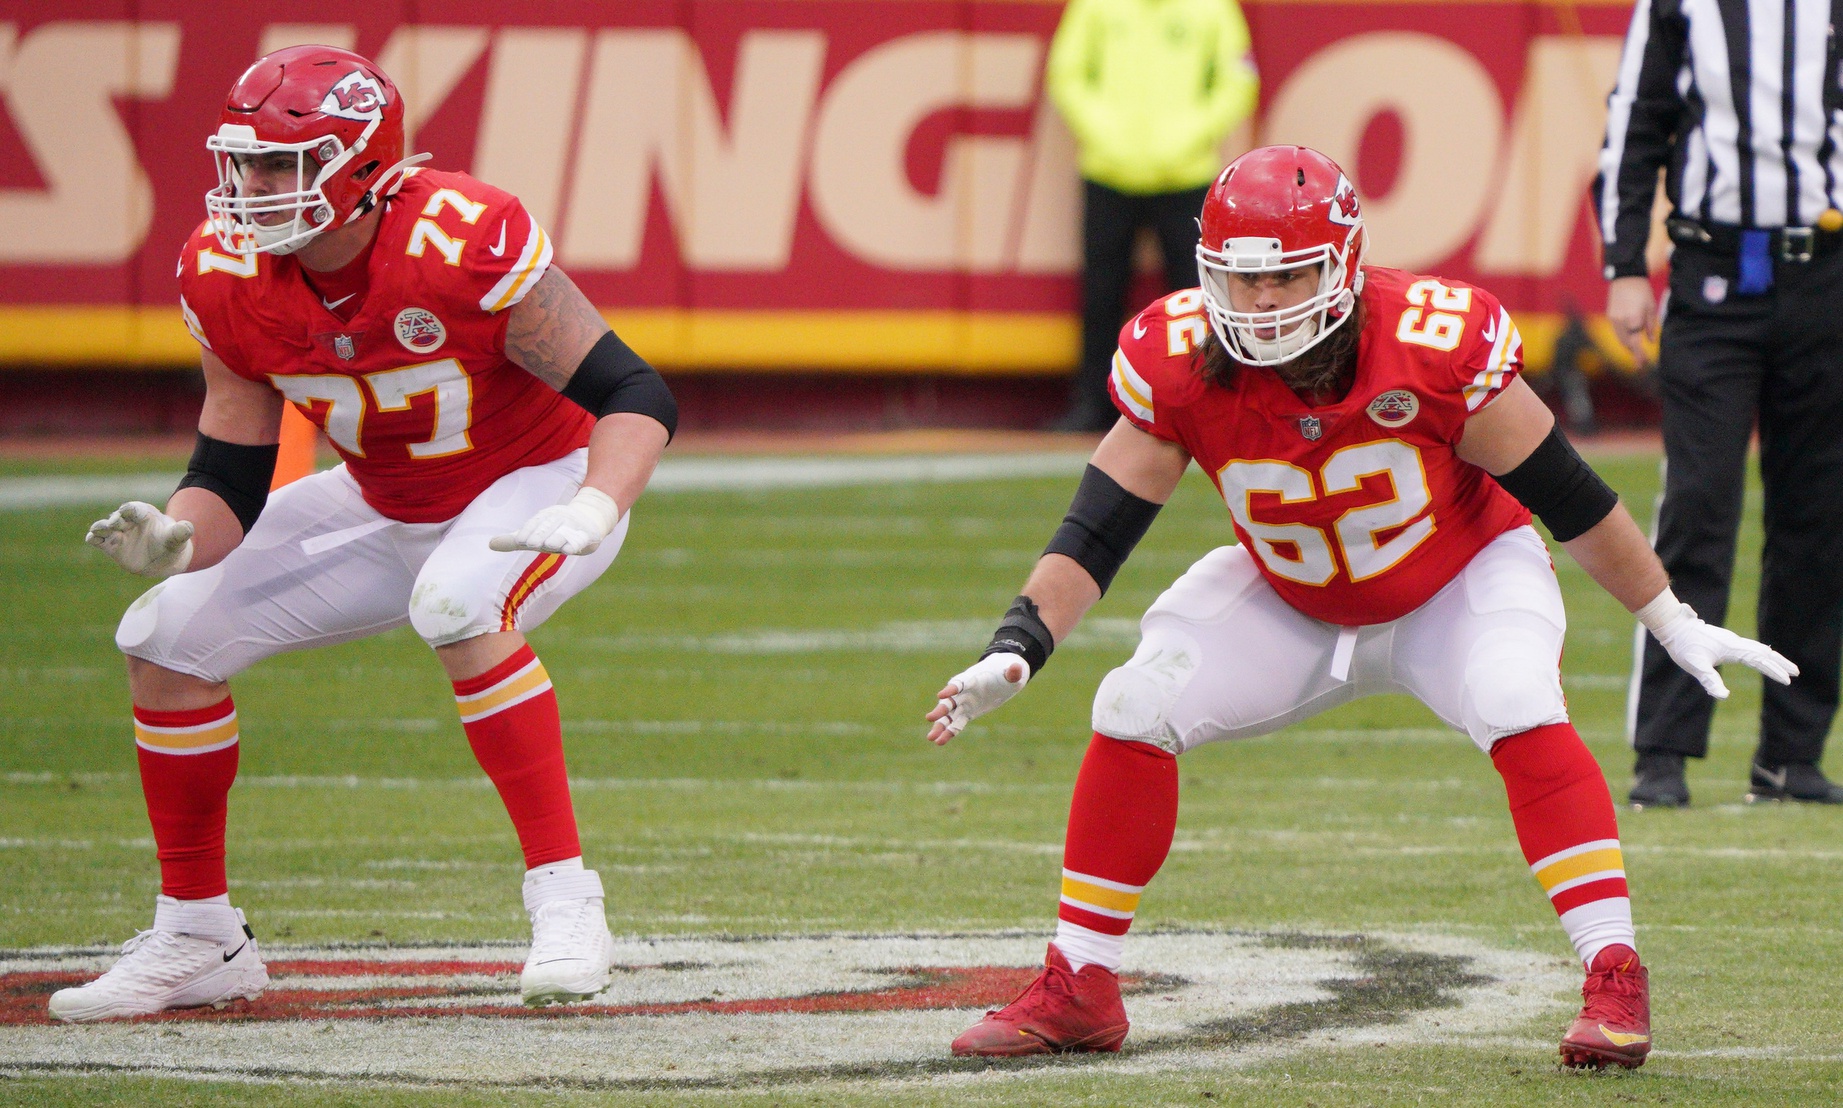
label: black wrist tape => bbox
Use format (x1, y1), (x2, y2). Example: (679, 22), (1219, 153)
(176, 432), (278, 535)
(1493, 423), (1619, 542)
(1043, 464), (1163, 594)
(561, 330), (679, 440)
(981, 595), (1054, 677)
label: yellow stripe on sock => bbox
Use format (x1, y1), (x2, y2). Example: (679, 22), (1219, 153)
(1060, 876), (1141, 914)
(134, 718), (238, 753)
(455, 661), (552, 719)
(1533, 847), (1625, 893)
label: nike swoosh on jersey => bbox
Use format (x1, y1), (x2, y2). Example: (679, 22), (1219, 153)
(1481, 318), (1499, 343)
(489, 222), (508, 257)
(321, 293), (355, 311)
(1132, 319), (1148, 339)
(1599, 1026), (1650, 1047)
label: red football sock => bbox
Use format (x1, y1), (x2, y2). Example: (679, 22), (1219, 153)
(134, 697), (241, 900)
(1491, 722), (1636, 963)
(1057, 733), (1179, 938)
(452, 645), (580, 868)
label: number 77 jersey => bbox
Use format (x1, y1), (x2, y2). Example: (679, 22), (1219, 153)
(1109, 266), (1534, 626)
(176, 168), (593, 524)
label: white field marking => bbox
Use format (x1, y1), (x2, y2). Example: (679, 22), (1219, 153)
(1, 772), (1063, 796)
(1, 453), (1092, 512)
(576, 617), (1142, 655)
(0, 930), (1571, 1089)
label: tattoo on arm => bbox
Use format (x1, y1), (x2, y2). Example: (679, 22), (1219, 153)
(503, 267), (609, 391)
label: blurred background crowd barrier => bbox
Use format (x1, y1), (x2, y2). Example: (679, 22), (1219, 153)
(0, 1), (1658, 434)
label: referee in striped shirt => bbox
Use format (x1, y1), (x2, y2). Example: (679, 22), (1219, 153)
(1595, 0), (1843, 807)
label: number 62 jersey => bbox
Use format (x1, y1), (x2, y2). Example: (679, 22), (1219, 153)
(1108, 266), (1534, 627)
(177, 167), (594, 524)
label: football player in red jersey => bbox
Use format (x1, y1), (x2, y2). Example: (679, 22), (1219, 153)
(928, 146), (1797, 1069)
(59, 46), (677, 1021)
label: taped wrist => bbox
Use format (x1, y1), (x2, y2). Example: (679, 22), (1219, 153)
(561, 331), (679, 440)
(1492, 424), (1619, 542)
(175, 432), (278, 534)
(980, 595), (1054, 677)
(1043, 464), (1163, 594)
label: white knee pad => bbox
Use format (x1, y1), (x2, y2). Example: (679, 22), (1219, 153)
(407, 574), (490, 648)
(1091, 632), (1201, 754)
(1461, 626), (1568, 748)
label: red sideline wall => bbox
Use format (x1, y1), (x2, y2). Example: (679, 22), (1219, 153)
(0, 1), (1657, 430)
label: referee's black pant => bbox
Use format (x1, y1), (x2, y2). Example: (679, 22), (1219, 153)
(1065, 180), (1211, 427)
(1632, 239), (1843, 768)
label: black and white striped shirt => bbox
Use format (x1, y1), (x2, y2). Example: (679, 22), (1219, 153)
(1595, 0), (1843, 277)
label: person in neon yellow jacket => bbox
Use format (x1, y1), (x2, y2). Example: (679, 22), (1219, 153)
(1046, 0), (1259, 431)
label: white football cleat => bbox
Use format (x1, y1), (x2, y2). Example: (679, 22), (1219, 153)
(520, 866), (615, 1006)
(49, 897), (268, 1022)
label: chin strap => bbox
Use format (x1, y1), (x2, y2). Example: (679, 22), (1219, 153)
(348, 152), (433, 224)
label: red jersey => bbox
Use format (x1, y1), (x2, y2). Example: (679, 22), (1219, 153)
(1108, 267), (1532, 625)
(178, 168), (594, 523)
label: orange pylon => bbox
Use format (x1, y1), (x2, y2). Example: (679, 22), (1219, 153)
(271, 404), (320, 490)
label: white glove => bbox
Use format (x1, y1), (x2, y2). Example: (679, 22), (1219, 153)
(85, 501), (194, 577)
(1639, 587), (1798, 699)
(926, 652), (1029, 745)
(489, 487), (620, 556)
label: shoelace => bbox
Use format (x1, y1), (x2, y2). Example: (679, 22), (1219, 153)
(986, 961), (1077, 1018)
(528, 899), (602, 962)
(1581, 962), (1646, 1026)
(89, 930), (214, 991)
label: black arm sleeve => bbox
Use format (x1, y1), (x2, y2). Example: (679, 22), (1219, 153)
(1592, 0), (1688, 277)
(560, 330), (679, 441)
(1492, 423), (1620, 542)
(1042, 464), (1164, 594)
(175, 432), (279, 535)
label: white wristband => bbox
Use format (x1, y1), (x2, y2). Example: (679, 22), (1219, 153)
(1634, 586), (1685, 633)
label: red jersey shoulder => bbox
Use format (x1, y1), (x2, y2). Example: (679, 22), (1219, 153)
(177, 220), (270, 376)
(1359, 266), (1522, 413)
(385, 169), (554, 315)
(1108, 288), (1211, 437)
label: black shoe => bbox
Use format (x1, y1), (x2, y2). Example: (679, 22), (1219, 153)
(1744, 762), (1843, 804)
(1629, 753), (1689, 809)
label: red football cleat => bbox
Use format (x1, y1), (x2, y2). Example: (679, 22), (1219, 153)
(951, 944), (1130, 1057)
(1560, 944), (1651, 1069)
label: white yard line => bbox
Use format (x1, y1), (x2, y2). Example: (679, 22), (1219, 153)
(0, 453), (1093, 511)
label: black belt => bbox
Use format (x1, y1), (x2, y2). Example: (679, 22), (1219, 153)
(1666, 218), (1841, 263)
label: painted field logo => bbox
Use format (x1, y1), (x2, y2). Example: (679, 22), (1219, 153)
(394, 307), (446, 353)
(0, 931), (1569, 1090)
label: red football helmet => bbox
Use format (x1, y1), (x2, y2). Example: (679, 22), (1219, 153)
(1195, 145), (1367, 366)
(205, 45), (425, 255)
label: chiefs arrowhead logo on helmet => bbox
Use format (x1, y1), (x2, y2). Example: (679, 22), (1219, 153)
(320, 71), (388, 123)
(1328, 174), (1361, 227)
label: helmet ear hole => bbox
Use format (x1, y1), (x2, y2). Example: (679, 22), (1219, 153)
(352, 160), (380, 182)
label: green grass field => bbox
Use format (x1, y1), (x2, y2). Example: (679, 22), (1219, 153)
(1, 446), (1839, 1106)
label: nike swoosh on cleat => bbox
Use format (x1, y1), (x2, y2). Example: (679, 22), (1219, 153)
(1600, 1026), (1650, 1047)
(489, 222), (508, 257)
(222, 941), (247, 963)
(1756, 765), (1788, 790)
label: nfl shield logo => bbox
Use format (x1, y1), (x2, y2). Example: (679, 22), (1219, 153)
(1298, 415), (1322, 441)
(333, 334), (356, 361)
